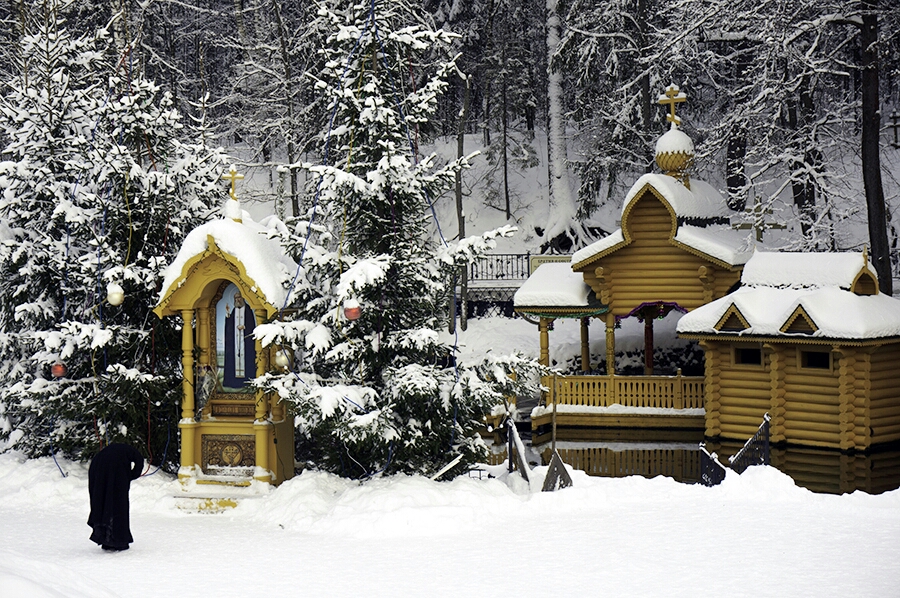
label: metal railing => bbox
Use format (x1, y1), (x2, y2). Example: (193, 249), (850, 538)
(729, 413), (771, 474)
(468, 253), (531, 282)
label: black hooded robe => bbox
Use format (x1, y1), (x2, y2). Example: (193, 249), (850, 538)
(87, 443), (144, 550)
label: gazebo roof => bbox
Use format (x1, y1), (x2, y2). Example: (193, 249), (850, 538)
(513, 262), (607, 318)
(154, 214), (297, 317)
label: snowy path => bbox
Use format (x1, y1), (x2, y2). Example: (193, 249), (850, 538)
(1, 453), (898, 597)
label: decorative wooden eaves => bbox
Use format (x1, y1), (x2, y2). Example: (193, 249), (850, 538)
(851, 268), (878, 296)
(780, 305), (818, 335)
(153, 235), (277, 319)
(714, 304), (750, 332)
(571, 182), (738, 272)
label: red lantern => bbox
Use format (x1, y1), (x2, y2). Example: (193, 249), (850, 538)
(51, 362), (68, 378)
(343, 299), (361, 321)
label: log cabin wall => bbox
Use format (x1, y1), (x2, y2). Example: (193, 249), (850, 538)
(870, 344), (900, 445)
(783, 345), (841, 449)
(716, 343), (771, 441)
(578, 191), (741, 315)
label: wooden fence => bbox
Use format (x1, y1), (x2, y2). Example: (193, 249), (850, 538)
(545, 373), (705, 410)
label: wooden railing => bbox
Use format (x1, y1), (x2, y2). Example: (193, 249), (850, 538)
(544, 373), (705, 410)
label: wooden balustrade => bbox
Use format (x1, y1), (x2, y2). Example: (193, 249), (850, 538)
(545, 373), (705, 410)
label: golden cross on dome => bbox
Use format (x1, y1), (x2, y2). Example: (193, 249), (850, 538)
(658, 84), (687, 126)
(222, 165), (244, 200)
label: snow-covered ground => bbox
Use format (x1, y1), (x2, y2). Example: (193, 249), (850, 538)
(2, 316), (899, 597)
(1, 450), (898, 597)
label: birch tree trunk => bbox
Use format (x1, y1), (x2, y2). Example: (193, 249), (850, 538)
(545, 0), (576, 243)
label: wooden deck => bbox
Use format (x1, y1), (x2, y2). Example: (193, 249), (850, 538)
(531, 373), (706, 432)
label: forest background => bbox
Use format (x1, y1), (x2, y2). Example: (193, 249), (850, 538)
(3, 0), (898, 266)
(1, 0), (900, 474)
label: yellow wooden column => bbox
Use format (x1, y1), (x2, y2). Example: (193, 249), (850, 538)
(765, 344), (787, 444)
(179, 309), (199, 479)
(539, 317), (550, 366)
(700, 340), (721, 438)
(605, 312), (616, 375)
(253, 308), (271, 482)
(580, 317), (591, 372)
(197, 307), (211, 367)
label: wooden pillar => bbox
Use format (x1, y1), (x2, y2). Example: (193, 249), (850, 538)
(197, 307), (211, 367)
(580, 317), (591, 372)
(179, 309), (198, 478)
(700, 340), (721, 438)
(836, 346), (871, 451)
(605, 313), (616, 375)
(643, 317), (654, 375)
(539, 317), (550, 366)
(765, 344), (787, 444)
(253, 308), (271, 482)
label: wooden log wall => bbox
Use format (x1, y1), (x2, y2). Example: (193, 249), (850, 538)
(577, 193), (741, 315)
(702, 341), (723, 438)
(782, 347), (841, 449)
(717, 344), (771, 441)
(869, 344), (900, 444)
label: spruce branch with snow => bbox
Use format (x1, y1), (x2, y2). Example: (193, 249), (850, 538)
(254, 0), (542, 478)
(0, 6), (225, 461)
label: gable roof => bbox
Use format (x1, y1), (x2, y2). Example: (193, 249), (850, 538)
(678, 251), (900, 340)
(571, 174), (750, 270)
(155, 215), (297, 316)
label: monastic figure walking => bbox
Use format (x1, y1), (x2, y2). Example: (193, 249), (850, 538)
(87, 443), (144, 551)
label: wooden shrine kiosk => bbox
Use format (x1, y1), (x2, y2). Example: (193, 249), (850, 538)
(153, 168), (296, 487)
(678, 251), (900, 451)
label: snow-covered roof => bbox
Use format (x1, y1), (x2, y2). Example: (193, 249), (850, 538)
(674, 225), (753, 267)
(677, 251), (898, 340)
(158, 214), (297, 309)
(741, 251), (873, 289)
(655, 127), (694, 156)
(622, 173), (730, 221)
(513, 262), (597, 309)
(571, 174), (746, 268)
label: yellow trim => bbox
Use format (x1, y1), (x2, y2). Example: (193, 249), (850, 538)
(851, 269), (879, 296)
(154, 236), (277, 319)
(780, 305), (818, 334)
(714, 304), (750, 332)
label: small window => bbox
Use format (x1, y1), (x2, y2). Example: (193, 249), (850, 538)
(801, 350), (831, 369)
(734, 347), (762, 366)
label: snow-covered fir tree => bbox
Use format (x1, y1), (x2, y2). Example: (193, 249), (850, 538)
(255, 0), (542, 478)
(0, 7), (225, 462)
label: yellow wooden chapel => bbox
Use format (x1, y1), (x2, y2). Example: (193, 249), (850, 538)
(153, 168), (294, 489)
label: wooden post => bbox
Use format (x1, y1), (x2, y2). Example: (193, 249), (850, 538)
(539, 317), (550, 366)
(253, 308), (271, 482)
(644, 316), (654, 375)
(551, 374), (558, 454)
(580, 317), (591, 372)
(605, 313), (616, 375)
(179, 309), (198, 478)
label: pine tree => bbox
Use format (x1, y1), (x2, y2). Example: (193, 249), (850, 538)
(255, 0), (542, 478)
(0, 6), (225, 463)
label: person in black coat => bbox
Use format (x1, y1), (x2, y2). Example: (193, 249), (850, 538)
(87, 443), (144, 551)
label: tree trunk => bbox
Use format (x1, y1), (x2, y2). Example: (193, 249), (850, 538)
(726, 129), (747, 211)
(272, 0), (299, 217)
(454, 76), (471, 333)
(860, 0), (892, 294)
(545, 0), (575, 240)
(501, 47), (511, 221)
